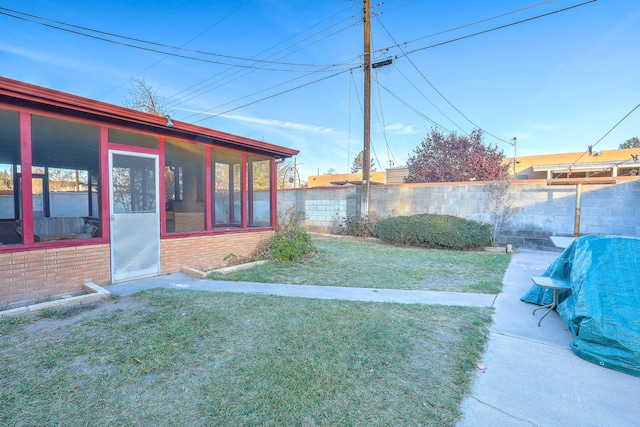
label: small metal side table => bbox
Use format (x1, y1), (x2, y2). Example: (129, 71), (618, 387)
(531, 276), (572, 327)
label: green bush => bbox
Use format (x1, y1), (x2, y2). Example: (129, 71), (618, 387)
(254, 228), (316, 262)
(251, 208), (316, 262)
(334, 214), (379, 237)
(376, 214), (490, 250)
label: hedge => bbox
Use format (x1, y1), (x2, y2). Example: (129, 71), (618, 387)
(376, 214), (490, 250)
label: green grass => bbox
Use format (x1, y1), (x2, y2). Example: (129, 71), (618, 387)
(0, 289), (492, 426)
(210, 237), (511, 293)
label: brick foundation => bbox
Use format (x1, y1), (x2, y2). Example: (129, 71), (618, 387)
(160, 231), (273, 273)
(0, 231), (273, 307)
(0, 244), (110, 307)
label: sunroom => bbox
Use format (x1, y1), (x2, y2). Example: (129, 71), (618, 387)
(0, 76), (297, 306)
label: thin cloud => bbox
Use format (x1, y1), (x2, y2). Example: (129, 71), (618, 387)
(220, 113), (335, 133)
(385, 123), (418, 135)
(0, 43), (98, 73)
(534, 124), (556, 132)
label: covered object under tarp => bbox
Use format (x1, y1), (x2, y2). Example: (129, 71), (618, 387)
(522, 235), (640, 377)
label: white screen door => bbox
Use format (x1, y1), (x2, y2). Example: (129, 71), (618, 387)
(109, 151), (160, 283)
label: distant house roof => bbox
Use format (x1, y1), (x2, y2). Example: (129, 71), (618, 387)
(0, 76), (298, 159)
(531, 161), (637, 172)
(329, 180), (385, 186)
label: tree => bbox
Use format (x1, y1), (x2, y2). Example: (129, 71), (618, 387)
(486, 170), (519, 247)
(352, 150), (376, 172)
(324, 168), (337, 175)
(124, 77), (170, 117)
(619, 137), (640, 149)
(404, 128), (508, 183)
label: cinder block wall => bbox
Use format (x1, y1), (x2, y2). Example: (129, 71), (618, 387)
(279, 179), (640, 250)
(0, 244), (110, 307)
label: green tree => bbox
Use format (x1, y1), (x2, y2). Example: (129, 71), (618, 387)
(352, 150), (376, 172)
(405, 128), (508, 183)
(619, 137), (640, 149)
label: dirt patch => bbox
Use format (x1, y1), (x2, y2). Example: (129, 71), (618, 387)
(22, 296), (146, 337)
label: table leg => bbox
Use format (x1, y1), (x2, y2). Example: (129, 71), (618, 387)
(532, 289), (560, 327)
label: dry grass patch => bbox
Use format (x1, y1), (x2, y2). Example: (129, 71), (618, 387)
(211, 237), (510, 293)
(1, 289), (492, 426)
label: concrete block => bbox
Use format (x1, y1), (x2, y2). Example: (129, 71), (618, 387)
(0, 306), (27, 317)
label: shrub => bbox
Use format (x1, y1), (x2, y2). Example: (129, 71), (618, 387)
(334, 214), (380, 237)
(376, 214), (490, 250)
(251, 208), (316, 262)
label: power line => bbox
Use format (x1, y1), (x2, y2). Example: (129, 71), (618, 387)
(179, 62), (351, 122)
(550, 102), (640, 181)
(375, 12), (520, 145)
(396, 1), (598, 58)
(189, 69), (351, 125)
(166, 13), (361, 109)
(0, 6), (348, 71)
(96, 1), (250, 100)
(372, 75), (452, 133)
(375, 0), (556, 55)
(372, 68), (398, 168)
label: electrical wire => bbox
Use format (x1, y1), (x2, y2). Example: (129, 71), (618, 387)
(373, 75), (452, 133)
(375, 0), (556, 54)
(166, 15), (361, 109)
(373, 68), (398, 168)
(96, 1), (250, 100)
(392, 63), (468, 135)
(549, 102), (640, 182)
(395, 1), (597, 59)
(375, 13), (512, 144)
(349, 66), (381, 171)
(189, 68), (352, 124)
(0, 6), (348, 71)
(179, 62), (352, 122)
(347, 70), (354, 173)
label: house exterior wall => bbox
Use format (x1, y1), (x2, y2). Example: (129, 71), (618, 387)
(0, 244), (110, 307)
(0, 77), (297, 308)
(279, 178), (640, 250)
(0, 231), (273, 307)
(160, 231), (273, 273)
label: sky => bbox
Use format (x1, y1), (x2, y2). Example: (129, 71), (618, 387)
(1, 0), (639, 181)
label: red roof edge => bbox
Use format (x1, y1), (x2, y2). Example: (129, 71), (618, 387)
(0, 76), (299, 158)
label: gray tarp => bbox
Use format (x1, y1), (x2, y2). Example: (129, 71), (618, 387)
(522, 235), (640, 377)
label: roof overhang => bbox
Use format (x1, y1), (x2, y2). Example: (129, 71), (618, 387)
(532, 161), (636, 173)
(0, 76), (299, 159)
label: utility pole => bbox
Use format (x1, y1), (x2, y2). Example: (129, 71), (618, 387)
(362, 0), (371, 217)
(512, 137), (517, 177)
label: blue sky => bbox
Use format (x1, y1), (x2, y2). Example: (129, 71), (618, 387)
(1, 0), (639, 180)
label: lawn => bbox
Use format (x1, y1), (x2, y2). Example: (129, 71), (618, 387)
(210, 237), (511, 293)
(1, 290), (492, 426)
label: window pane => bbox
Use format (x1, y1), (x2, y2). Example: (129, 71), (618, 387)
(249, 156), (271, 227)
(112, 154), (156, 213)
(109, 128), (158, 149)
(0, 108), (20, 245)
(165, 139), (205, 232)
(211, 149), (242, 227)
(31, 115), (100, 242)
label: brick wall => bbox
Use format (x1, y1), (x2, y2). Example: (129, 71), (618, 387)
(0, 244), (110, 307)
(160, 230), (273, 273)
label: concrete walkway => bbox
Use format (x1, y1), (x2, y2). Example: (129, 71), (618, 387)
(457, 250), (640, 427)
(105, 250), (640, 426)
(105, 273), (496, 307)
